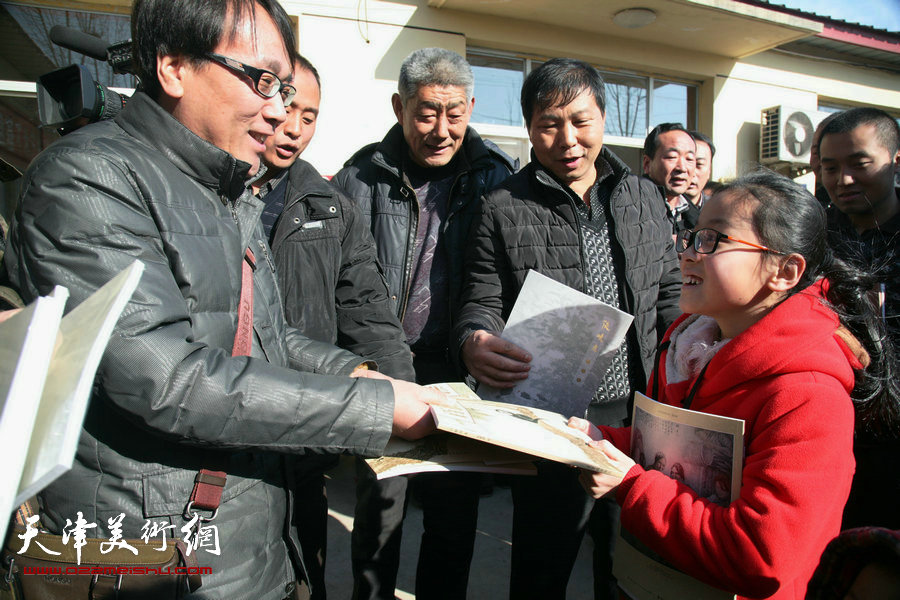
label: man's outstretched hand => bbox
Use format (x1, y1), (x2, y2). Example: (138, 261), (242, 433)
(351, 369), (444, 440)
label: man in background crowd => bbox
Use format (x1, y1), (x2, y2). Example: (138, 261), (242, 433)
(809, 112), (839, 207)
(818, 106), (900, 533)
(642, 122), (698, 236)
(685, 130), (715, 209)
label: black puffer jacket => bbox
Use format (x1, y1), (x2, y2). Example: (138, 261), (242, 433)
(270, 159), (415, 381)
(455, 147), (681, 419)
(332, 124), (516, 333)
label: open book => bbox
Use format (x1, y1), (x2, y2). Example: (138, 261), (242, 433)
(366, 433), (538, 480)
(0, 261), (144, 543)
(367, 382), (625, 479)
(613, 392), (744, 600)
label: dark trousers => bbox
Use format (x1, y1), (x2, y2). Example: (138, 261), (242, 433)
(292, 455), (340, 600)
(352, 351), (482, 599)
(351, 462), (482, 599)
(588, 496), (620, 600)
(509, 461), (594, 600)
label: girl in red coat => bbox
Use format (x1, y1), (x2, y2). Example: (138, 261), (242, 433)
(569, 170), (897, 600)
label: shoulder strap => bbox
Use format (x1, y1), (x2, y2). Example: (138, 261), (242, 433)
(650, 340), (670, 401)
(187, 247), (256, 520)
(682, 360), (710, 410)
(231, 249), (256, 357)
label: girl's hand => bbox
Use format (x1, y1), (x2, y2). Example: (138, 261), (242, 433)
(578, 439), (636, 499)
(567, 416), (603, 441)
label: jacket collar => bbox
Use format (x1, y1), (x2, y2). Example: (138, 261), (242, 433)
(370, 123), (500, 182)
(114, 92), (253, 202)
(826, 188), (900, 236)
(529, 146), (631, 201)
(286, 158), (334, 202)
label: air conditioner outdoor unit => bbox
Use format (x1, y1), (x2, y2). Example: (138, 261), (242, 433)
(760, 105), (831, 165)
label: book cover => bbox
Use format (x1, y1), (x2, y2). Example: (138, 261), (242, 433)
(476, 270), (633, 418)
(0, 261), (144, 544)
(613, 392), (744, 600)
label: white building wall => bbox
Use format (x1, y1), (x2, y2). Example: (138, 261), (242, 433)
(279, 0), (900, 179)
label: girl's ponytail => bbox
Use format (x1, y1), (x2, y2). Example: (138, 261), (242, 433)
(720, 169), (899, 440)
(818, 247), (900, 439)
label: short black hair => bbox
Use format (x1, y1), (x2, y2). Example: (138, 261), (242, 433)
(689, 130), (716, 158)
(521, 58), (606, 128)
(294, 51), (320, 90)
(643, 123), (691, 159)
(133, 0), (296, 100)
(818, 107), (900, 156)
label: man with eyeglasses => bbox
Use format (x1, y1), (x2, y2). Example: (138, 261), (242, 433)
(4, 1), (441, 598)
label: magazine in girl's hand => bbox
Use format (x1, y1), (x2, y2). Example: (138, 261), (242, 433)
(614, 392), (745, 600)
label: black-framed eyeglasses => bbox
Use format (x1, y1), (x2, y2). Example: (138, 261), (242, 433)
(206, 53), (296, 107)
(676, 227), (785, 255)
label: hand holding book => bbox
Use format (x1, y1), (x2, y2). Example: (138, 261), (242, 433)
(568, 416), (635, 498)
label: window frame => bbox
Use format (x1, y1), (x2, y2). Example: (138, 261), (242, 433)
(466, 46), (699, 152)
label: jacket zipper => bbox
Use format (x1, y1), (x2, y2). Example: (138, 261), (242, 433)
(256, 239), (277, 273)
(398, 184), (417, 321)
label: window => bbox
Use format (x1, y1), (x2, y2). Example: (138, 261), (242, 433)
(467, 48), (698, 171)
(650, 79), (694, 129)
(469, 53), (525, 127)
(604, 73), (647, 138)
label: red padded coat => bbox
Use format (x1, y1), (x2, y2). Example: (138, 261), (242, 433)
(600, 280), (859, 599)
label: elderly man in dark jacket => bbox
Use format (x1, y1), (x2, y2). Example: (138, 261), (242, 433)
(3, 2), (438, 598)
(455, 58), (680, 600)
(332, 48), (515, 600)
(251, 52), (415, 600)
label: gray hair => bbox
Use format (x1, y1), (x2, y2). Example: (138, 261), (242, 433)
(397, 48), (474, 102)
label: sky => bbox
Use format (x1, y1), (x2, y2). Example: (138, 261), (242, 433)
(774, 0), (900, 33)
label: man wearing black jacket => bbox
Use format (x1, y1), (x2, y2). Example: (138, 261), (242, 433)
(642, 122), (698, 238)
(251, 53), (415, 599)
(455, 58), (680, 599)
(332, 48), (516, 600)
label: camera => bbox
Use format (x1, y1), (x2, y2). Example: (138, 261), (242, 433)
(36, 28), (136, 135)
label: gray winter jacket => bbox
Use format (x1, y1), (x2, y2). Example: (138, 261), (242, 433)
(4, 92), (394, 600)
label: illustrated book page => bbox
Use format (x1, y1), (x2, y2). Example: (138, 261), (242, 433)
(476, 270), (633, 418)
(365, 433), (537, 479)
(426, 382), (624, 476)
(614, 392), (745, 600)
